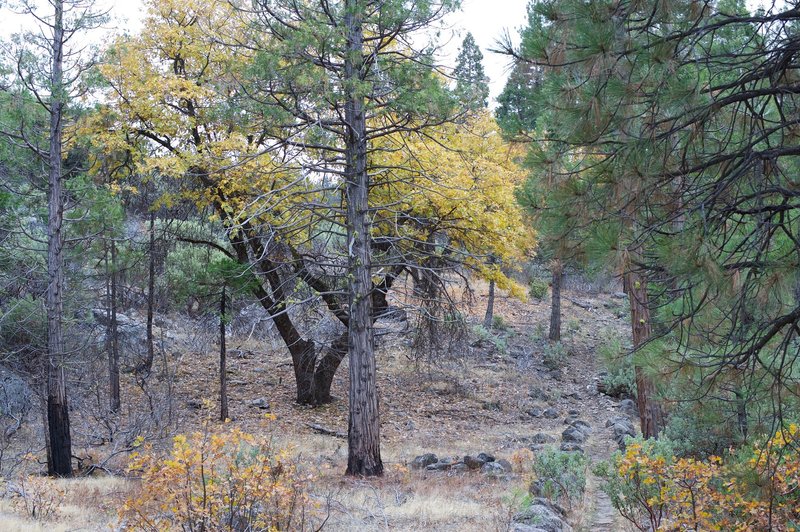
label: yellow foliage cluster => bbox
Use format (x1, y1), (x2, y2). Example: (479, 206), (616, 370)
(372, 113), (535, 293)
(120, 425), (313, 531)
(611, 426), (800, 531)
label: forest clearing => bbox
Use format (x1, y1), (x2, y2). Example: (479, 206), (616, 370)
(0, 0), (798, 530)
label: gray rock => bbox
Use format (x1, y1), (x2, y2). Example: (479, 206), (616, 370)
(559, 442), (584, 453)
(528, 387), (551, 401)
(543, 408), (559, 419)
(450, 462), (469, 473)
(513, 498), (573, 532)
(411, 453), (438, 470)
(497, 458), (513, 473)
(426, 461), (453, 471)
(531, 433), (556, 444)
(569, 420), (592, 434)
(247, 397), (270, 410)
(567, 409), (580, 416)
(527, 406), (544, 418)
(477, 452), (495, 463)
(481, 461), (508, 476)
(561, 426), (588, 444)
(619, 398), (638, 417)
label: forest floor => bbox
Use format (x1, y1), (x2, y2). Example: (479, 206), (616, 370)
(0, 280), (636, 531)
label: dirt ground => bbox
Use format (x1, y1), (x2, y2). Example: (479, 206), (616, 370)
(0, 280), (635, 531)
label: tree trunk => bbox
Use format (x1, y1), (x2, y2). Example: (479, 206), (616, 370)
(45, 0), (72, 477)
(483, 279), (495, 329)
(219, 286), (228, 421)
(143, 209), (156, 375)
(108, 238), (120, 412)
(344, 1), (382, 477)
(624, 269), (665, 439)
(549, 259), (563, 342)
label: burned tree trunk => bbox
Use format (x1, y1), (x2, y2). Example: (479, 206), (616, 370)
(549, 259), (563, 342)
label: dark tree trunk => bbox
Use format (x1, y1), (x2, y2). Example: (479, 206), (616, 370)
(143, 209), (156, 375)
(344, 1), (382, 477)
(624, 269), (666, 439)
(483, 279), (495, 329)
(219, 286), (228, 421)
(108, 238), (120, 413)
(549, 260), (563, 342)
(45, 0), (72, 477)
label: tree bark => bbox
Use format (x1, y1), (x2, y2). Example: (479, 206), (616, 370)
(143, 209), (156, 375)
(624, 269), (666, 439)
(483, 279), (495, 329)
(45, 0), (72, 477)
(108, 238), (120, 412)
(344, 0), (382, 477)
(549, 259), (563, 342)
(219, 286), (228, 421)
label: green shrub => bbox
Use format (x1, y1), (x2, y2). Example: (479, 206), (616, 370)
(598, 330), (635, 398)
(531, 448), (587, 507)
(542, 341), (568, 370)
(492, 314), (509, 331)
(472, 324), (508, 354)
(528, 278), (549, 300)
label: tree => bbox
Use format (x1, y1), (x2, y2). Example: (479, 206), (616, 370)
(2, 0), (106, 476)
(454, 32), (490, 111)
(508, 0), (800, 440)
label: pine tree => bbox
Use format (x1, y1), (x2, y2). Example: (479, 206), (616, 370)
(454, 32), (490, 110)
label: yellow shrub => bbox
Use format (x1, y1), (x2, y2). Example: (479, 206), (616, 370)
(605, 426), (800, 531)
(119, 425), (313, 531)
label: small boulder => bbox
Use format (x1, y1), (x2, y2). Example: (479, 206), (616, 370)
(531, 433), (556, 444)
(477, 452), (496, 463)
(426, 461), (453, 471)
(513, 498), (573, 532)
(527, 406), (544, 418)
(247, 397), (270, 410)
(543, 407), (560, 419)
(528, 387), (551, 401)
(619, 398), (638, 417)
(562, 426), (588, 444)
(559, 442), (584, 453)
(410, 453), (438, 470)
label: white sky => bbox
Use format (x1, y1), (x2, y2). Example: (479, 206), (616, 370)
(2, 0), (530, 104)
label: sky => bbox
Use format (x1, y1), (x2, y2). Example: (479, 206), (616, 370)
(2, 0), (531, 104)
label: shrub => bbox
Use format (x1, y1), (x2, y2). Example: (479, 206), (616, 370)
(530, 448), (587, 508)
(472, 324), (508, 354)
(491, 314), (509, 331)
(528, 278), (549, 300)
(597, 428), (800, 531)
(4, 472), (66, 521)
(120, 425), (314, 531)
(542, 341), (568, 370)
(597, 330), (635, 398)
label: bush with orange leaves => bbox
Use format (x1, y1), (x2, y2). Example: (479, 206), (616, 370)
(596, 425), (800, 531)
(119, 423), (318, 531)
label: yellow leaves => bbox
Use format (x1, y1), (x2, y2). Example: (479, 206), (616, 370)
(121, 423), (312, 530)
(613, 429), (800, 531)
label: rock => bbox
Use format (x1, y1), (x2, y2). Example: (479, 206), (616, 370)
(410, 453), (438, 470)
(528, 387), (551, 401)
(559, 442), (584, 453)
(563, 392), (581, 400)
(247, 397), (270, 409)
(611, 418), (636, 449)
(450, 462), (469, 473)
(567, 409), (580, 416)
(426, 461), (453, 471)
(569, 420), (592, 434)
(463, 455), (485, 470)
(562, 426), (588, 444)
(513, 498), (573, 532)
(477, 452), (495, 463)
(619, 398), (638, 417)
(497, 459), (513, 473)
(481, 461), (508, 476)
(529, 444), (549, 453)
(543, 408), (559, 419)
(531, 433), (556, 444)
(612, 292), (627, 299)
(547, 369), (563, 381)
(527, 406), (544, 418)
